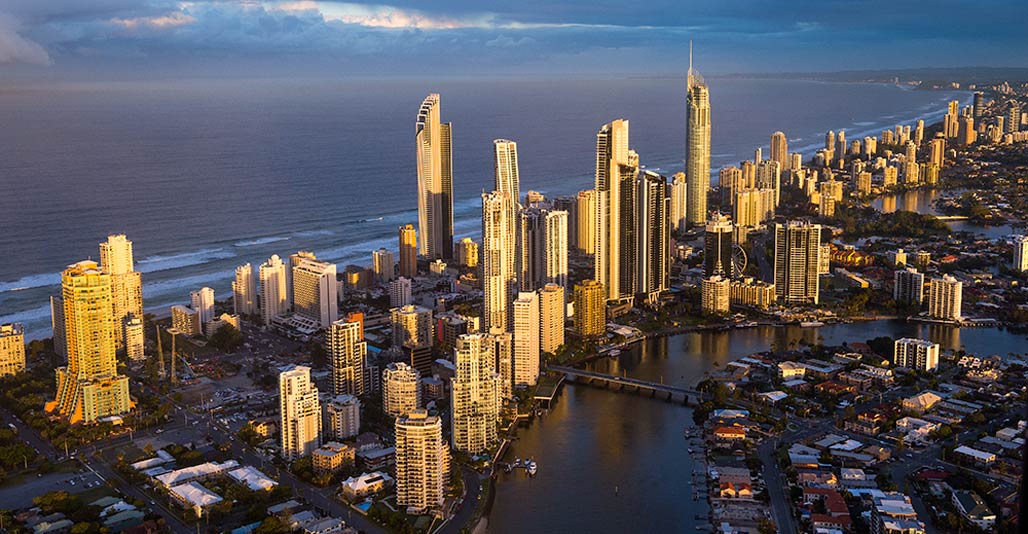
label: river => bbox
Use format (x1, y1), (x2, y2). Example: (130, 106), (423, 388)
(871, 188), (1017, 239)
(483, 320), (1028, 533)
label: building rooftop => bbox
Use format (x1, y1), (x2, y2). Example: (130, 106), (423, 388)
(169, 482), (223, 508)
(227, 466), (277, 491)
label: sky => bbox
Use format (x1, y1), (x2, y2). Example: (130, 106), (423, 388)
(1, 0), (1027, 80)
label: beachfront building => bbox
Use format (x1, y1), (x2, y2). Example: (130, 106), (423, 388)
(46, 261), (132, 424)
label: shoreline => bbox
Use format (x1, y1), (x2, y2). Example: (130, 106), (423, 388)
(3, 83), (971, 340)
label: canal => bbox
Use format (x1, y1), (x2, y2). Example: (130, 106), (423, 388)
(483, 320), (1028, 533)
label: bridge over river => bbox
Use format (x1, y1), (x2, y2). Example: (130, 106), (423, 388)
(547, 365), (707, 406)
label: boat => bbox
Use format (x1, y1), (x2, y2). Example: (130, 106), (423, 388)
(799, 321), (825, 328)
(688, 448), (694, 453)
(526, 460), (537, 476)
(608, 349), (621, 358)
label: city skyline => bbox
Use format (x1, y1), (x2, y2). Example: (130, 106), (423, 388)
(0, 14), (1026, 532)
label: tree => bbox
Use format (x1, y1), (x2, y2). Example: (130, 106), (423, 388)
(33, 491), (81, 514)
(255, 515), (288, 534)
(208, 324), (244, 352)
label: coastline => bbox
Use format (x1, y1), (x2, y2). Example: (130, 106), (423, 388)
(5, 81), (972, 341)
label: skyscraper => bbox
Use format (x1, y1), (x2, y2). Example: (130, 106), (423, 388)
(575, 190), (596, 254)
(973, 92), (984, 120)
(328, 319), (366, 397)
(927, 275), (962, 320)
(323, 394), (360, 441)
(481, 191), (515, 332)
(704, 212), (734, 278)
(519, 207), (569, 291)
(383, 362), (421, 418)
(399, 224), (418, 278)
(1013, 235), (1028, 272)
(232, 263), (257, 316)
(894, 267), (925, 306)
(669, 172), (688, 233)
(594, 119), (630, 302)
(372, 248), (395, 283)
(292, 258), (339, 328)
(124, 316), (144, 361)
(685, 43), (711, 227)
(190, 287), (214, 334)
(415, 94), (453, 260)
(1008, 103), (1021, 133)
(455, 237), (478, 268)
(718, 166), (742, 206)
(636, 170), (670, 304)
(770, 131), (789, 171)
(389, 277), (412, 308)
(279, 366), (321, 460)
(538, 284), (565, 354)
(773, 221), (822, 305)
(512, 292), (540, 387)
(391, 305), (434, 350)
(259, 254), (288, 326)
(451, 334), (500, 454)
(493, 139), (521, 249)
(573, 280), (605, 337)
(99, 234), (143, 353)
(46, 261), (132, 424)
(488, 328), (514, 400)
(395, 409), (446, 511)
(616, 151), (641, 300)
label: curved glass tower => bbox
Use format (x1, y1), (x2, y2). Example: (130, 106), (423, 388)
(685, 43), (711, 228)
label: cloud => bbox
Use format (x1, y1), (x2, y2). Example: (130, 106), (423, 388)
(320, 3), (489, 30)
(110, 11), (196, 31)
(0, 13), (51, 65)
(486, 35), (534, 48)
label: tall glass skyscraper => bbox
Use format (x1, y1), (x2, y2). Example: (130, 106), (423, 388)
(416, 94), (454, 260)
(685, 43), (711, 228)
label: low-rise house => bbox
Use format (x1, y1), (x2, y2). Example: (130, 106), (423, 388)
(797, 469), (838, 487)
(951, 490), (995, 530)
(341, 471), (394, 501)
(713, 426), (747, 441)
(846, 410), (887, 436)
(718, 482), (753, 499)
(895, 416), (939, 444)
(901, 392), (942, 415)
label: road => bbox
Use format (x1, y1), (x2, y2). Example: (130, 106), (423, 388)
(0, 406), (193, 533)
(437, 467), (484, 534)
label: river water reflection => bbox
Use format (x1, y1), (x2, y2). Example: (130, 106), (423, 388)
(871, 189), (1016, 239)
(484, 320), (1027, 533)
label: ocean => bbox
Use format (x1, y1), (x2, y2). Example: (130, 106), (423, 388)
(0, 77), (968, 338)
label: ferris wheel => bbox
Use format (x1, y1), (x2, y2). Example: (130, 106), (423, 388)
(732, 244), (748, 275)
